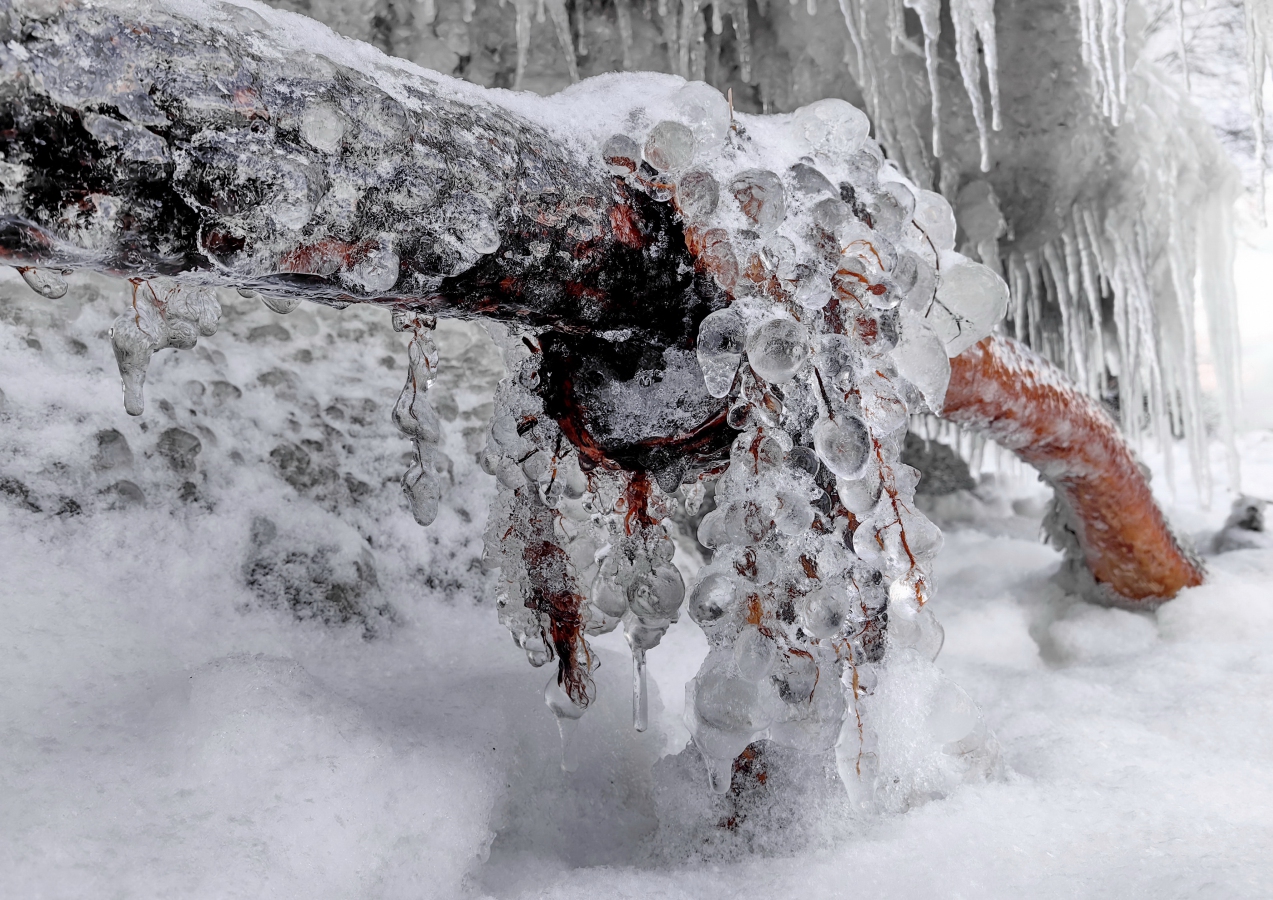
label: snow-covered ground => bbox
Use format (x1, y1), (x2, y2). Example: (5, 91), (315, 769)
(2, 266), (1271, 899)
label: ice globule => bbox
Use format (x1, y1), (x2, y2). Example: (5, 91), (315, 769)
(17, 267), (69, 300)
(109, 279), (221, 416)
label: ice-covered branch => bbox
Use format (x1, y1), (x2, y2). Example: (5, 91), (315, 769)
(945, 335), (1205, 605)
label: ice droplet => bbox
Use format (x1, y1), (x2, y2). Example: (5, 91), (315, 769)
(675, 169), (719, 221)
(928, 254), (1009, 356)
(17, 267), (68, 299)
(688, 572), (737, 624)
(696, 308), (745, 397)
(733, 627), (777, 680)
(627, 562), (686, 619)
(672, 81), (731, 149)
(260, 293), (302, 315)
(644, 120), (697, 172)
(892, 310), (951, 413)
(300, 100), (346, 153)
(601, 134), (641, 175)
(792, 98), (869, 161)
(730, 169), (786, 233)
(812, 415), (871, 479)
(746, 317), (810, 383)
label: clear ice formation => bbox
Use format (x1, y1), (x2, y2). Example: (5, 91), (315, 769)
(0, 0), (1236, 810)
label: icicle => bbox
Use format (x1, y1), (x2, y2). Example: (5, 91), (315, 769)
(574, 0), (588, 57)
(729, 0), (752, 83)
(1173, 0), (1189, 91)
(391, 310), (444, 526)
(614, 0), (634, 70)
(631, 647), (648, 731)
(512, 0), (533, 90)
(419, 0), (437, 26)
(544, 0), (580, 83)
(462, 0), (476, 23)
(1246, 0), (1268, 221)
(677, 0), (700, 80)
(807, 0), (817, 16)
(947, 0), (999, 171)
(905, 0), (943, 157)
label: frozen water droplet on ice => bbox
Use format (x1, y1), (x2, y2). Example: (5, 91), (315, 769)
(929, 254), (1009, 356)
(760, 235), (797, 279)
(795, 272), (832, 310)
(730, 169), (785, 233)
(343, 245), (400, 294)
(18, 267), (68, 299)
(793, 98), (869, 161)
(914, 189), (956, 252)
(789, 162), (836, 196)
(628, 562), (686, 619)
(746, 318), (810, 384)
(403, 454), (442, 525)
(260, 293), (302, 315)
(601, 134), (641, 175)
(675, 169), (719, 221)
(591, 568), (630, 618)
(892, 310), (950, 413)
(812, 197), (851, 235)
(688, 572), (737, 625)
(695, 670), (765, 732)
(300, 101), (346, 153)
(696, 308), (745, 398)
(812, 415), (871, 479)
(733, 627), (777, 680)
(672, 81), (731, 149)
(643, 120), (696, 172)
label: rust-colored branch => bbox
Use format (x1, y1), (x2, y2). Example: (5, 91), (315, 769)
(944, 335), (1204, 604)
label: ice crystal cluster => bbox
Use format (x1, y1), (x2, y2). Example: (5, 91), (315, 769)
(468, 84), (1005, 798)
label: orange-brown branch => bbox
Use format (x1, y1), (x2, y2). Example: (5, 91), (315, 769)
(944, 335), (1204, 604)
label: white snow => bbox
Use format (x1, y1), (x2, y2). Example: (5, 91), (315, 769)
(2, 263), (1272, 896)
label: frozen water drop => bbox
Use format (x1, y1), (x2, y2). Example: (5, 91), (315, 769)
(628, 562), (686, 620)
(300, 100), (346, 153)
(746, 318), (810, 384)
(675, 169), (719, 221)
(644, 120), (696, 172)
(892, 310), (950, 413)
(789, 162), (836, 196)
(672, 81), (731, 149)
(929, 254), (1010, 356)
(730, 169), (785, 233)
(793, 98), (869, 161)
(812, 415), (871, 479)
(260, 293), (302, 315)
(760, 235), (797, 279)
(914, 190), (956, 251)
(601, 134), (641, 175)
(17, 267), (68, 300)
(696, 308), (745, 398)
(688, 572), (737, 624)
(733, 627), (777, 680)
(795, 273), (832, 310)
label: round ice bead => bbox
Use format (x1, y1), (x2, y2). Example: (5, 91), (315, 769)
(675, 169), (720, 221)
(929, 255), (1011, 356)
(672, 81), (731, 148)
(592, 571), (629, 620)
(602, 134), (641, 175)
(746, 318), (810, 384)
(786, 445), (820, 477)
(812, 197), (851, 235)
(774, 653), (818, 703)
(628, 561), (686, 620)
(788, 161), (836, 196)
(688, 573), (737, 624)
(260, 293), (302, 314)
(696, 308), (745, 397)
(694, 671), (766, 732)
(734, 627), (778, 681)
(545, 676), (587, 720)
(644, 120), (696, 172)
(794, 274), (832, 310)
(913, 189), (957, 251)
(793, 98), (869, 161)
(892, 310), (951, 413)
(760, 235), (797, 279)
(300, 100), (346, 153)
(730, 169), (786, 233)
(812, 415), (871, 479)
(802, 587), (850, 638)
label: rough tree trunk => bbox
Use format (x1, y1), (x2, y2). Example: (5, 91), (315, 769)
(0, 0), (1200, 602)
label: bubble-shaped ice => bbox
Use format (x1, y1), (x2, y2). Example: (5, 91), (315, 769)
(696, 308), (745, 397)
(672, 81), (730, 149)
(628, 562), (685, 620)
(793, 98), (869, 161)
(746, 317), (810, 384)
(601, 133), (641, 175)
(812, 415), (871, 479)
(18, 267), (68, 300)
(929, 254), (1010, 356)
(730, 169), (785, 233)
(643, 120), (696, 172)
(688, 572), (737, 625)
(675, 169), (719, 222)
